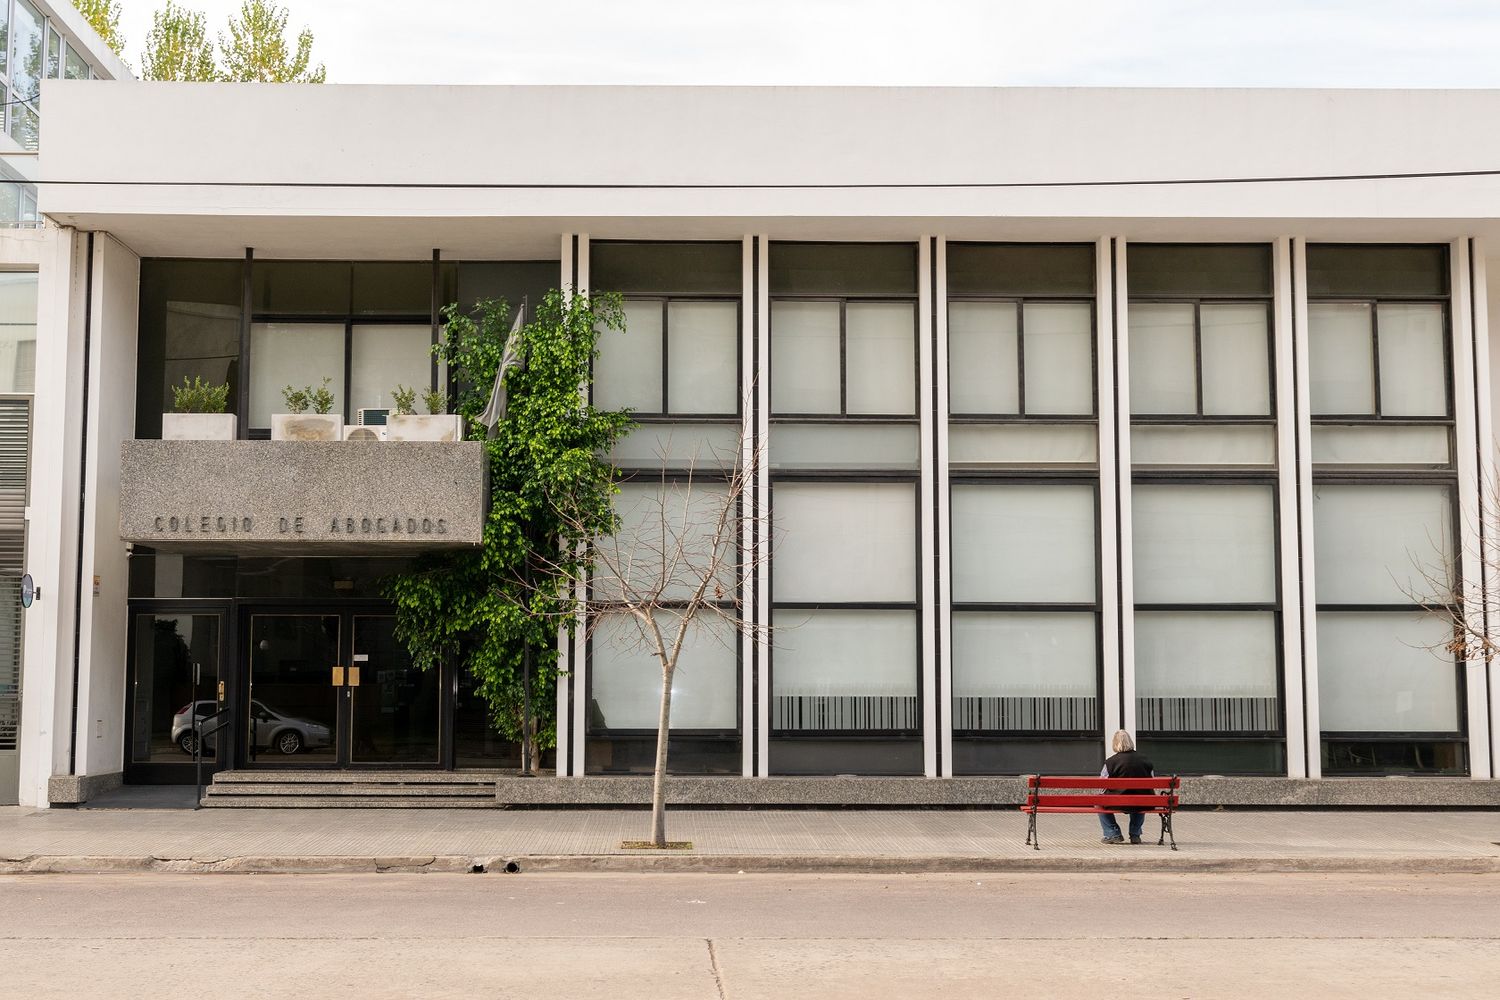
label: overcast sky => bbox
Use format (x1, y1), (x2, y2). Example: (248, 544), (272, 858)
(112, 0), (1500, 87)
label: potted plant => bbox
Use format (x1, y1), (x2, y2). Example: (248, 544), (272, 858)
(386, 384), (463, 442)
(162, 376), (235, 440)
(271, 378), (342, 441)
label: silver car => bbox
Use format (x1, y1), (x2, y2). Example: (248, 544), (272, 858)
(172, 700), (333, 756)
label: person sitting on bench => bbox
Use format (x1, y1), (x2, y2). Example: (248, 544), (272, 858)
(1100, 730), (1155, 845)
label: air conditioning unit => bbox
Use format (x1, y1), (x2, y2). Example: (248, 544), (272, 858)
(356, 407), (390, 427)
(342, 425), (387, 441)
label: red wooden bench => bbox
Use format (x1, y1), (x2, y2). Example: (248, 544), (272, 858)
(1020, 775), (1180, 851)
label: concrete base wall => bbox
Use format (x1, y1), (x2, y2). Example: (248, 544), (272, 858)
(493, 776), (1500, 808)
(48, 770), (123, 804)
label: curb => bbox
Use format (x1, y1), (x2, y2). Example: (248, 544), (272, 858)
(4, 854), (1499, 875)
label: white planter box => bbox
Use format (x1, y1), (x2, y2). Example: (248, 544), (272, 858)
(387, 414), (465, 442)
(162, 413), (237, 441)
(271, 413), (344, 441)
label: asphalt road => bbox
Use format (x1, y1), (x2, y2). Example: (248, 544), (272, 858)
(2, 872), (1497, 999)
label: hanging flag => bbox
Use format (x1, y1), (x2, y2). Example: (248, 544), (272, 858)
(478, 307), (526, 438)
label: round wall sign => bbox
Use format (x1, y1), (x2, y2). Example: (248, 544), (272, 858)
(20, 573), (35, 608)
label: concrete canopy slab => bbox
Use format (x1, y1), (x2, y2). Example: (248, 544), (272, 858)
(119, 440), (486, 554)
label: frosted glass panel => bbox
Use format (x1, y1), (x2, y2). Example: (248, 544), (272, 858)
(1312, 485), (1452, 604)
(952, 613), (1096, 696)
(1309, 303), (1374, 415)
(773, 482), (915, 602)
(1131, 425), (1276, 466)
(349, 324), (431, 414)
(770, 423), (919, 470)
(1317, 612), (1459, 732)
(1135, 612), (1277, 697)
(1200, 303), (1270, 416)
(948, 423), (1097, 465)
(771, 301), (840, 414)
(1135, 612), (1279, 732)
(608, 423), (740, 468)
(1312, 425), (1450, 466)
(950, 485), (1095, 603)
(667, 300), (738, 415)
(952, 612), (1096, 732)
(249, 323), (344, 427)
(1129, 303), (1197, 414)
(1023, 302), (1093, 415)
(846, 301), (916, 415)
(595, 300), (662, 412)
(1377, 303), (1447, 417)
(774, 611), (917, 692)
(948, 301), (1018, 414)
(591, 613), (737, 729)
(1132, 485), (1276, 604)
(601, 481), (735, 601)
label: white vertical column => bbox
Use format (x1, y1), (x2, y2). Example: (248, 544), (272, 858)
(1272, 237), (1308, 778)
(935, 237), (954, 778)
(555, 233), (575, 776)
(918, 236), (937, 778)
(1105, 238), (1136, 741)
(1095, 238), (1122, 746)
(1291, 238), (1322, 778)
(1473, 241), (1500, 780)
(755, 234), (771, 776)
(1451, 238), (1493, 779)
(17, 227), (88, 807)
(740, 235), (756, 777)
(571, 234), (591, 775)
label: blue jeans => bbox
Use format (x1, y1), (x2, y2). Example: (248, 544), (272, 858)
(1099, 810), (1145, 840)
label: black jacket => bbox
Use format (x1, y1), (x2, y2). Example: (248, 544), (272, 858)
(1103, 750), (1155, 795)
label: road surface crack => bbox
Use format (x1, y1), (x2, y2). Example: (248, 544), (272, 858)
(706, 938), (728, 999)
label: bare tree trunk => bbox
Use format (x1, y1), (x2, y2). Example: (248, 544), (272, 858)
(649, 663), (675, 847)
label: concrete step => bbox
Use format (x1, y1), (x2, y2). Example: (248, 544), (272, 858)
(199, 795), (497, 809)
(211, 770), (507, 785)
(204, 783), (494, 798)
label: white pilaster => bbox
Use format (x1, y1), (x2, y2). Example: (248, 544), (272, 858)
(1104, 238), (1135, 741)
(1095, 237), (1121, 747)
(555, 233), (574, 777)
(755, 234), (771, 775)
(918, 236), (937, 778)
(571, 234), (590, 775)
(1272, 236), (1308, 777)
(935, 237), (954, 777)
(1451, 238), (1493, 779)
(1474, 241), (1500, 780)
(740, 235), (756, 777)
(1291, 238), (1322, 778)
(17, 227), (87, 807)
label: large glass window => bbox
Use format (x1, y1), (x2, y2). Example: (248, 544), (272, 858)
(135, 260), (244, 440)
(768, 242), (921, 775)
(946, 244), (1100, 775)
(588, 242), (743, 774)
(1306, 245), (1464, 775)
(0, 272), (36, 393)
(1128, 244), (1283, 775)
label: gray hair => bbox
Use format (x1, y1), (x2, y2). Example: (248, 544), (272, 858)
(1111, 730), (1135, 753)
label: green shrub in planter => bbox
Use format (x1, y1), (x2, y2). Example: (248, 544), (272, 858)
(171, 376), (230, 414)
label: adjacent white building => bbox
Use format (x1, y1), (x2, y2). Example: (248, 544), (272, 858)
(12, 82), (1500, 805)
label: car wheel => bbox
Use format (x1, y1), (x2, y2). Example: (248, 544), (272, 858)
(275, 730), (303, 755)
(178, 732), (200, 756)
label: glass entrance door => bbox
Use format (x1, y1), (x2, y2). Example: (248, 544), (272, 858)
(246, 611), (439, 766)
(129, 611), (224, 773)
(246, 614), (340, 764)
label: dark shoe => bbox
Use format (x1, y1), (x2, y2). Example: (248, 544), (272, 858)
(1101, 836), (1125, 845)
(1129, 836), (1143, 845)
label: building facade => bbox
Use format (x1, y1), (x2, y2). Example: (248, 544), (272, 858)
(13, 84), (1500, 805)
(0, 2), (125, 804)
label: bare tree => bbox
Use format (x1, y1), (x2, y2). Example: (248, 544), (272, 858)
(541, 426), (768, 848)
(1414, 481), (1497, 664)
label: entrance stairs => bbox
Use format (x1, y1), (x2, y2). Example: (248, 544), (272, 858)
(200, 770), (504, 808)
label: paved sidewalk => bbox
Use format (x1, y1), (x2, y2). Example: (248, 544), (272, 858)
(3, 805), (1498, 873)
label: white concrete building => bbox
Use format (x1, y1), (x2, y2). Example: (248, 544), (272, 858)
(13, 82), (1500, 805)
(0, 0), (128, 804)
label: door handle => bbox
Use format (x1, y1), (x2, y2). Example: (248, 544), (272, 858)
(348, 666), (361, 687)
(332, 666), (344, 686)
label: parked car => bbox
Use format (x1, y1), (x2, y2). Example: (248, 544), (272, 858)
(171, 700), (332, 756)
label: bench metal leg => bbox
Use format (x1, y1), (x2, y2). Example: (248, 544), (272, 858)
(1158, 812), (1177, 851)
(1025, 811), (1040, 850)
